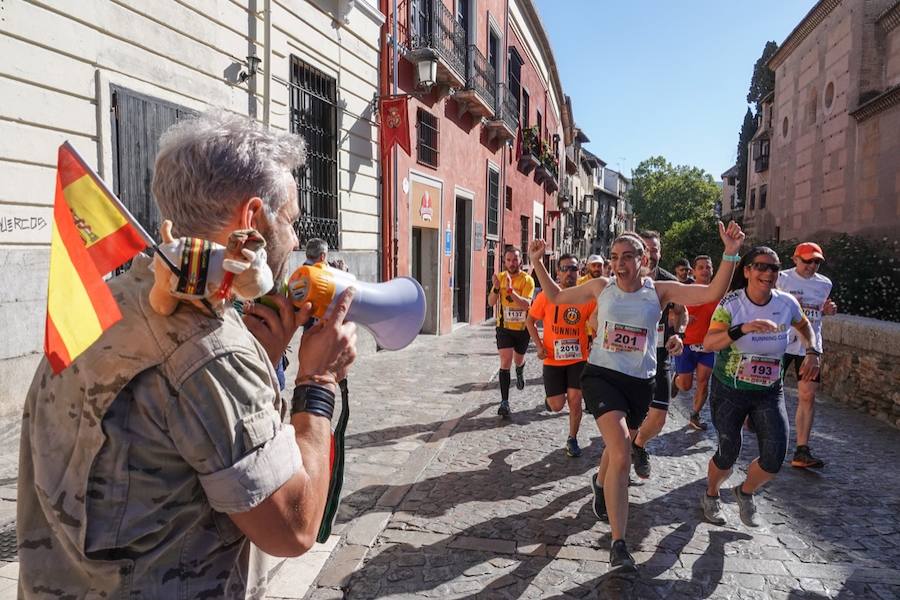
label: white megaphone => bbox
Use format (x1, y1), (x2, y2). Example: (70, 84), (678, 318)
(286, 263), (426, 350)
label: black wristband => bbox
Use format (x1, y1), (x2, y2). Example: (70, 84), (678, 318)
(291, 384), (336, 420)
(491, 287), (499, 294)
(727, 324), (745, 341)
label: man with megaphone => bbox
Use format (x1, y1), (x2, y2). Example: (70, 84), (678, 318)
(489, 247), (536, 418)
(18, 111), (358, 599)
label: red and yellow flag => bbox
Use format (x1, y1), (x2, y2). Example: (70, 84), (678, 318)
(45, 143), (151, 373)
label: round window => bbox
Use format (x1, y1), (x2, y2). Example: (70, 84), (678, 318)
(824, 81), (835, 109)
(782, 116), (789, 137)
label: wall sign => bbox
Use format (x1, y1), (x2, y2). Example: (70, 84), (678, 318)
(444, 223), (452, 256)
(411, 179), (440, 229)
(474, 221), (484, 251)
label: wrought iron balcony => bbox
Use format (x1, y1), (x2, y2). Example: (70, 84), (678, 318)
(454, 44), (497, 120)
(484, 82), (517, 143)
(406, 0), (466, 89)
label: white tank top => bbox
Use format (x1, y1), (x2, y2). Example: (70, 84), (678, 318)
(588, 277), (663, 379)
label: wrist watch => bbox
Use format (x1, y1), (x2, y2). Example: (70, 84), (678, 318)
(804, 348), (821, 356)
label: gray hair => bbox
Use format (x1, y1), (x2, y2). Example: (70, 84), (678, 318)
(305, 238), (328, 260)
(151, 110), (307, 238)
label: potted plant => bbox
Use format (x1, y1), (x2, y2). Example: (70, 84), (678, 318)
(517, 126), (540, 174)
(534, 141), (552, 184)
(543, 150), (559, 192)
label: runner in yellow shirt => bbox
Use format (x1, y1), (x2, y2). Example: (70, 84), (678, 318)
(577, 254), (605, 287)
(488, 248), (536, 418)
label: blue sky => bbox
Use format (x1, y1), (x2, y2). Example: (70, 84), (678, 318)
(533, 0), (817, 179)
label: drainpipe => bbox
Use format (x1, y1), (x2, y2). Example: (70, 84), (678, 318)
(263, 0), (272, 127)
(379, 0), (392, 281)
(392, 0), (399, 278)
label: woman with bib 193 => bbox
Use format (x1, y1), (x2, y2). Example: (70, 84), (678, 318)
(699, 246), (819, 529)
(527, 221), (745, 573)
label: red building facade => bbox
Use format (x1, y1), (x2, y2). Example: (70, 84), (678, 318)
(380, 0), (565, 335)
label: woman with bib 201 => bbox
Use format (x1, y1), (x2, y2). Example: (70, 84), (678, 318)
(699, 247), (819, 530)
(528, 221), (745, 573)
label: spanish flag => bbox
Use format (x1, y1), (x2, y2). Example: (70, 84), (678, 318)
(45, 142), (152, 373)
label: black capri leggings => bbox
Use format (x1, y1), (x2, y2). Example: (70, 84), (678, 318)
(709, 376), (789, 474)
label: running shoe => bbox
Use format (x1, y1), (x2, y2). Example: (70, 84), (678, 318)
(689, 412), (708, 431)
(732, 484), (760, 527)
(497, 401), (510, 418)
(590, 473), (607, 521)
(609, 539), (637, 573)
(700, 493), (726, 525)
(515, 364), (525, 390)
(565, 436), (582, 458)
(790, 445), (825, 469)
(631, 442), (651, 479)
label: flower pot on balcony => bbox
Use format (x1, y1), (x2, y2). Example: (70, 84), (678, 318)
(518, 152), (539, 175)
(544, 177), (559, 193)
(534, 165), (551, 184)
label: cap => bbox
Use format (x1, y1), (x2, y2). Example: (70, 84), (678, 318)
(793, 242), (825, 261)
(587, 254), (604, 264)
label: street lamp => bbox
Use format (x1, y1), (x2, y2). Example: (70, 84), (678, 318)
(238, 54), (262, 83)
(415, 59), (437, 90)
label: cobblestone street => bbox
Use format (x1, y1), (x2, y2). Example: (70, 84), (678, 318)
(300, 323), (900, 600)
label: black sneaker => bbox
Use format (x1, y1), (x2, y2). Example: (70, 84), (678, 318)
(515, 365), (525, 390)
(497, 401), (510, 418)
(590, 473), (607, 521)
(631, 442), (651, 479)
(566, 436), (582, 458)
(609, 539), (636, 573)
(791, 445), (825, 469)
(689, 412), (708, 431)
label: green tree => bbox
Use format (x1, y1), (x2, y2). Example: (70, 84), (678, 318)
(735, 107), (757, 206)
(747, 41), (779, 112)
(626, 156), (720, 235)
(660, 215), (723, 273)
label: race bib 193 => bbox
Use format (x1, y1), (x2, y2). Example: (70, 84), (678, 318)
(553, 338), (582, 361)
(736, 354), (781, 386)
(602, 322), (648, 353)
(504, 307), (526, 323)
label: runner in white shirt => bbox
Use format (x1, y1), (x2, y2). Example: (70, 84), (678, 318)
(777, 242), (837, 468)
(700, 247), (819, 528)
(528, 221), (745, 573)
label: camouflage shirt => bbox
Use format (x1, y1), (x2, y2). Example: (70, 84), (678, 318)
(17, 255), (301, 598)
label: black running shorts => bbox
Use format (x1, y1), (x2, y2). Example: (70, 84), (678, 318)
(581, 363), (656, 430)
(783, 353), (822, 383)
(543, 361), (586, 397)
(649, 348), (671, 411)
(496, 327), (530, 355)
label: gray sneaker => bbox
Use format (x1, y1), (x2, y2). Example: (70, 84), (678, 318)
(732, 484), (760, 527)
(700, 493), (726, 525)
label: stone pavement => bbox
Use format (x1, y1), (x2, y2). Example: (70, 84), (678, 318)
(0, 323), (898, 598)
(299, 323), (900, 600)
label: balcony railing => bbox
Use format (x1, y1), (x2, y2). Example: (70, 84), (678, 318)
(465, 44), (496, 109)
(754, 155), (769, 172)
(409, 0), (466, 80)
(496, 82), (518, 132)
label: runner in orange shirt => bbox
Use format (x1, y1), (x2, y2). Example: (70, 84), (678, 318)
(526, 254), (596, 457)
(674, 255), (721, 431)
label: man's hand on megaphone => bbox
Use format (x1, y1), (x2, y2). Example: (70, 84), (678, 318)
(243, 293), (311, 366)
(296, 287), (358, 389)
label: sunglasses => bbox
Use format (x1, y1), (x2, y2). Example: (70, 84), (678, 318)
(559, 265), (579, 272)
(799, 257), (823, 266)
(750, 262), (781, 273)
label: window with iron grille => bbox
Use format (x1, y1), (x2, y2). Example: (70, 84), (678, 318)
(289, 56), (340, 249)
(417, 108), (439, 168)
(521, 90), (529, 128)
(759, 184), (767, 209)
(520, 216), (529, 262)
(487, 167), (499, 237)
(505, 185), (512, 211)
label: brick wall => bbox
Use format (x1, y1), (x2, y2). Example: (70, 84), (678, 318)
(819, 314), (900, 428)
